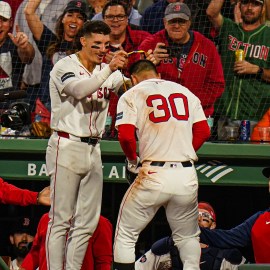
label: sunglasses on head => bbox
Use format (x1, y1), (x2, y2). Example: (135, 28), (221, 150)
(199, 212), (214, 222)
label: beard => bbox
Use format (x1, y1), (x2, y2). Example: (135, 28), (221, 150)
(241, 12), (261, 24)
(12, 242), (32, 258)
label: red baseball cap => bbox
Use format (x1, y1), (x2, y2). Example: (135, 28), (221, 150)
(198, 201), (216, 222)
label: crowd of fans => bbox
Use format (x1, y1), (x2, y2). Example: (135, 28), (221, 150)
(0, 0), (269, 140)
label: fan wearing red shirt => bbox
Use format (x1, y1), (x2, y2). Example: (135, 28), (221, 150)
(21, 214), (113, 270)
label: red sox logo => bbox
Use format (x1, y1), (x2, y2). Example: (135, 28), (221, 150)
(23, 217), (30, 226)
(173, 4), (181, 12)
(76, 1), (82, 7)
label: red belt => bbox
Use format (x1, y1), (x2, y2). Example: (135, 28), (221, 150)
(57, 131), (100, 146)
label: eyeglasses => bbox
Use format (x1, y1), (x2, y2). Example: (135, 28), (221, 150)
(104, 15), (127, 21)
(199, 212), (214, 222)
(168, 18), (189, 26)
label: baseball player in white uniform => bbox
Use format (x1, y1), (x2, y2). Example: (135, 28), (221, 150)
(45, 20), (128, 270)
(113, 60), (210, 270)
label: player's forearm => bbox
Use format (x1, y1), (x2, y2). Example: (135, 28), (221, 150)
(64, 65), (113, 100)
(118, 124), (137, 161)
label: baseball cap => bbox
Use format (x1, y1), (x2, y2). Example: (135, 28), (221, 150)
(10, 217), (37, 236)
(262, 167), (270, 178)
(241, 0), (264, 5)
(0, 1), (12, 19)
(64, 0), (88, 19)
(198, 201), (216, 222)
(164, 3), (191, 21)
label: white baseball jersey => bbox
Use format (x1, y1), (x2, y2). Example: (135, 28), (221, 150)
(49, 54), (124, 138)
(115, 78), (206, 162)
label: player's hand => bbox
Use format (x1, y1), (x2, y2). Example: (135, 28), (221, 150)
(153, 42), (169, 65)
(8, 25), (29, 49)
(234, 60), (259, 75)
(37, 186), (50, 206)
(104, 51), (115, 64)
(109, 50), (128, 71)
(125, 156), (141, 184)
(144, 49), (158, 65)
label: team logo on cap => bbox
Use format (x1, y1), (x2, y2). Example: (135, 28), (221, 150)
(23, 217), (30, 226)
(76, 1), (82, 7)
(174, 4), (181, 12)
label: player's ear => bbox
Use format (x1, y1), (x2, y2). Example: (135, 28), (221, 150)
(80, 36), (86, 47)
(210, 221), (216, 230)
(9, 235), (14, 245)
(130, 75), (138, 86)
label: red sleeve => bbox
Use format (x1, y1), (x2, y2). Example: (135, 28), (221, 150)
(21, 213), (49, 270)
(192, 120), (210, 151)
(0, 178), (38, 206)
(118, 124), (137, 160)
(92, 216), (113, 270)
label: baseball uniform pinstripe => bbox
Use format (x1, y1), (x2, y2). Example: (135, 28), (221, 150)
(46, 54), (123, 270)
(114, 78), (206, 270)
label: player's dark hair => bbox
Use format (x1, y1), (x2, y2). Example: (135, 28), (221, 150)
(102, 0), (129, 17)
(81, 20), (111, 37)
(129, 60), (158, 76)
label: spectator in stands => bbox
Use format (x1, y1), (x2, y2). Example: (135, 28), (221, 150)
(14, 0), (70, 103)
(251, 108), (270, 141)
(21, 214), (112, 270)
(0, 1), (34, 108)
(0, 177), (50, 206)
(9, 216), (38, 270)
(92, 0), (142, 26)
(140, 0), (236, 37)
(135, 201), (245, 270)
(207, 0), (270, 122)
(88, 0), (109, 19)
(24, 0), (87, 110)
(200, 166), (270, 263)
(139, 2), (225, 117)
(102, 0), (152, 137)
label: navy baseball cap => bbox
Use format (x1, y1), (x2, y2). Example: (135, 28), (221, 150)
(165, 3), (191, 21)
(64, 0), (88, 19)
(262, 167), (270, 178)
(11, 217), (37, 236)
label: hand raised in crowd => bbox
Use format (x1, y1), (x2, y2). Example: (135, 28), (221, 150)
(109, 50), (128, 72)
(234, 60), (261, 75)
(153, 42), (170, 65)
(8, 25), (29, 49)
(37, 186), (50, 206)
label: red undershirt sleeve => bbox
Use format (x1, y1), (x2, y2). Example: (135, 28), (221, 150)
(192, 120), (211, 151)
(118, 124), (137, 161)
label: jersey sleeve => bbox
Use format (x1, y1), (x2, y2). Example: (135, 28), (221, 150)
(0, 178), (37, 206)
(191, 97), (207, 124)
(107, 70), (126, 94)
(115, 90), (138, 128)
(50, 57), (78, 94)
